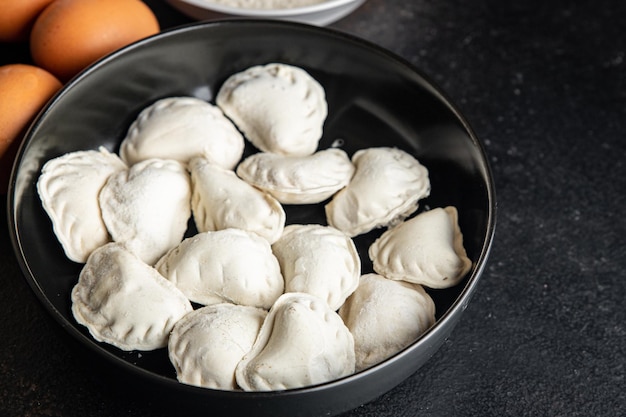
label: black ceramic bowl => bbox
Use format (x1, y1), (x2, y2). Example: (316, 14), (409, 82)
(8, 20), (495, 417)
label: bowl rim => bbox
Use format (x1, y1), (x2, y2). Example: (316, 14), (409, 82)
(8, 18), (497, 401)
(174, 0), (364, 17)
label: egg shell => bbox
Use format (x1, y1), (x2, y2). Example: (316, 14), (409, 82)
(30, 0), (160, 81)
(0, 64), (62, 194)
(0, 0), (54, 42)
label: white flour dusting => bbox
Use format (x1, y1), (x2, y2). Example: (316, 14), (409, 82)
(207, 0), (329, 9)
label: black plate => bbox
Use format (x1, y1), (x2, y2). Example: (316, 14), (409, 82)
(8, 20), (495, 417)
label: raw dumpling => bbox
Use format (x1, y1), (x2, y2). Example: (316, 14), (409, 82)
(99, 158), (191, 265)
(338, 273), (436, 371)
(37, 147), (127, 263)
(216, 63), (327, 156)
(155, 228), (284, 310)
(119, 97), (244, 169)
(235, 148), (355, 204)
(168, 303), (267, 390)
(271, 224), (360, 311)
(325, 147), (430, 237)
(368, 206), (472, 289)
(71, 242), (193, 351)
(189, 156), (285, 244)
(235, 292), (355, 391)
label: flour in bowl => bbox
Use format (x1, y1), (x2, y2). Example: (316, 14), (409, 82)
(208, 0), (328, 9)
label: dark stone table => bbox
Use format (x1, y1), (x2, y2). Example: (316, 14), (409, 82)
(1, 0), (624, 416)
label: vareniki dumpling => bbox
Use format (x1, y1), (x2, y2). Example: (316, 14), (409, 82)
(235, 292), (355, 391)
(155, 228), (284, 310)
(236, 148), (355, 204)
(216, 63), (327, 156)
(339, 273), (436, 371)
(168, 304), (267, 390)
(119, 97), (244, 169)
(369, 206), (472, 289)
(272, 224), (360, 311)
(71, 242), (193, 351)
(325, 147), (430, 237)
(189, 156), (285, 244)
(37, 147), (127, 263)
(99, 158), (191, 265)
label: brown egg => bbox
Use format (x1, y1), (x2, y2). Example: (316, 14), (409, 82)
(30, 0), (160, 82)
(0, 64), (62, 194)
(0, 0), (55, 43)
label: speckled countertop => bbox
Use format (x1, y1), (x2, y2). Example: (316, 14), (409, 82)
(1, 1), (625, 416)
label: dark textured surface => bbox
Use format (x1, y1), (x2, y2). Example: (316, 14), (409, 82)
(1, 0), (625, 416)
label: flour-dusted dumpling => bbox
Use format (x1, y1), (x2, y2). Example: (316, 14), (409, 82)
(236, 148), (355, 204)
(325, 147), (431, 237)
(119, 97), (244, 169)
(37, 147), (127, 263)
(369, 206), (472, 289)
(155, 229), (284, 309)
(71, 242), (193, 351)
(271, 224), (360, 311)
(216, 63), (327, 156)
(338, 273), (436, 371)
(235, 292), (355, 391)
(99, 158), (191, 265)
(189, 156), (285, 244)
(168, 303), (267, 390)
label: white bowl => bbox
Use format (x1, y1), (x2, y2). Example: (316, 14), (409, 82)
(165, 0), (366, 26)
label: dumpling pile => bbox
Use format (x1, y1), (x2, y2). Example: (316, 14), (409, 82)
(37, 62), (473, 392)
